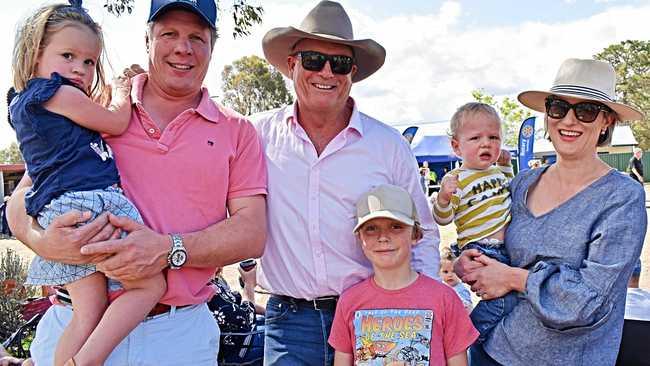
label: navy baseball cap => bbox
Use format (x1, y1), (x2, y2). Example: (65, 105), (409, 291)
(148, 0), (217, 29)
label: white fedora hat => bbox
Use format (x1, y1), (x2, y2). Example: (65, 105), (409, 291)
(518, 58), (643, 122)
(262, 1), (386, 83)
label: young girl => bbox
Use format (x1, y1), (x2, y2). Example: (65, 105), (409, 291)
(10, 3), (165, 366)
(439, 247), (472, 313)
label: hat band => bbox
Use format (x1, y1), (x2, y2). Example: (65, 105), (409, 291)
(550, 85), (613, 103)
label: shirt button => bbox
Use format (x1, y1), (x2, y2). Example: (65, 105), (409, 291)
(148, 128), (156, 134)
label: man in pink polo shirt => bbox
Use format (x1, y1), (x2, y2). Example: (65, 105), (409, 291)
(6, 1), (266, 365)
(253, 1), (440, 365)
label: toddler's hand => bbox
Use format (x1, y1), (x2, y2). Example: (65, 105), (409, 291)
(497, 149), (511, 166)
(437, 174), (458, 206)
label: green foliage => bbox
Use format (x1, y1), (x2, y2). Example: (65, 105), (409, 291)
(103, 0), (134, 17)
(0, 142), (23, 164)
(0, 249), (35, 344)
(222, 55), (293, 115)
(595, 40), (650, 150)
(102, 0), (264, 39)
(231, 1), (264, 39)
(471, 90), (533, 147)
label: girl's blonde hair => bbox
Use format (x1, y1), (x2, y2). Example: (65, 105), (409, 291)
(12, 3), (107, 99)
(440, 247), (455, 262)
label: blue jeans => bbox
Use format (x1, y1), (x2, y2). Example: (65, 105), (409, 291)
(263, 295), (335, 365)
(469, 342), (502, 366)
(454, 241), (519, 343)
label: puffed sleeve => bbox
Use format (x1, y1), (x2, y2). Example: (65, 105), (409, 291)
(24, 73), (65, 108)
(524, 183), (646, 332)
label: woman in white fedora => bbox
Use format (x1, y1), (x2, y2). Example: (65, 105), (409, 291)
(456, 58), (646, 365)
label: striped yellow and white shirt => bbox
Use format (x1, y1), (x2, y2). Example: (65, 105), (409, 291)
(433, 164), (514, 248)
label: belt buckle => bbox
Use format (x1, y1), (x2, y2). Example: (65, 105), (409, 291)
(313, 296), (336, 311)
(312, 299), (321, 311)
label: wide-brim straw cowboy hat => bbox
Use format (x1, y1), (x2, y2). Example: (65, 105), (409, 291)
(262, 1), (386, 83)
(518, 58), (643, 122)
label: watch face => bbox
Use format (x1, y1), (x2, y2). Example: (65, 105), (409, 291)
(171, 250), (187, 267)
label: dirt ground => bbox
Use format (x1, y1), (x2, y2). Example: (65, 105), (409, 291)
(3, 184), (650, 292)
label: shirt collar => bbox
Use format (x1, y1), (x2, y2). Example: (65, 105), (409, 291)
(285, 97), (364, 136)
(131, 73), (223, 124)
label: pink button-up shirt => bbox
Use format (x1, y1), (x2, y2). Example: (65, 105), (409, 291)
(252, 100), (440, 300)
(105, 74), (267, 305)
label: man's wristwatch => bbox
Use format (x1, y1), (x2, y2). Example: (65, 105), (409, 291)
(167, 234), (187, 269)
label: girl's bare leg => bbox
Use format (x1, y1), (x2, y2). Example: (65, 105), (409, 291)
(53, 272), (107, 366)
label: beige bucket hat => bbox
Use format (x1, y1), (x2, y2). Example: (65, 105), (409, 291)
(262, 1), (386, 83)
(518, 58), (643, 122)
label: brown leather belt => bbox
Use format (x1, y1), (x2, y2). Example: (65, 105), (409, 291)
(147, 303), (191, 318)
(58, 289), (190, 318)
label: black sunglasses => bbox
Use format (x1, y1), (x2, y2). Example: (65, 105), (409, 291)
(293, 51), (355, 75)
(545, 96), (612, 123)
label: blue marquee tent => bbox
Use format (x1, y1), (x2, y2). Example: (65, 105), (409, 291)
(411, 135), (459, 164)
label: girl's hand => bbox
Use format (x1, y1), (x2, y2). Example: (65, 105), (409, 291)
(462, 255), (528, 300)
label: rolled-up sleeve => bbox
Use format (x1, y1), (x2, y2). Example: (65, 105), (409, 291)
(524, 186), (646, 331)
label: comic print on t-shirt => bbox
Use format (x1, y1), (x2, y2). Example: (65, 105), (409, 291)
(353, 308), (433, 365)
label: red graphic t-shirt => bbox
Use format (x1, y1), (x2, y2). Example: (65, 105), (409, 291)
(329, 274), (478, 365)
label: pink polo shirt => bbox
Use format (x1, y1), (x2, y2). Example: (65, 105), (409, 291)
(105, 74), (267, 306)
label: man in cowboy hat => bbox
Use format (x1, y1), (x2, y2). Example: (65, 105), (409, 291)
(252, 1), (440, 364)
(7, 1), (267, 365)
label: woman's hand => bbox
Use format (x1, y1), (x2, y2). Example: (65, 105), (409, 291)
(453, 249), (486, 281)
(462, 255), (529, 300)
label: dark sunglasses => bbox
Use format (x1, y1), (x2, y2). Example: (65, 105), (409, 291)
(545, 96), (612, 123)
(293, 51), (355, 75)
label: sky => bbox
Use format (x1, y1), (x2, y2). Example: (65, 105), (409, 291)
(1, 0), (649, 148)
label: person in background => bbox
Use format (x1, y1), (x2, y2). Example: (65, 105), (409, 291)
(629, 147), (644, 184)
(440, 247), (472, 312)
(208, 263), (264, 365)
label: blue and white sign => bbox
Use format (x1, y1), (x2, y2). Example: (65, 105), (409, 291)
(518, 117), (536, 172)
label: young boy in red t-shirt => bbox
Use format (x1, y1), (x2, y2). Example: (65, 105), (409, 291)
(329, 184), (478, 366)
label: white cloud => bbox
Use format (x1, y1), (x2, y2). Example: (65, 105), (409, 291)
(0, 1), (648, 148)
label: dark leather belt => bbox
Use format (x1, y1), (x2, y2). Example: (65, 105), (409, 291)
(274, 294), (339, 311)
(57, 288), (189, 318)
(147, 303), (191, 318)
